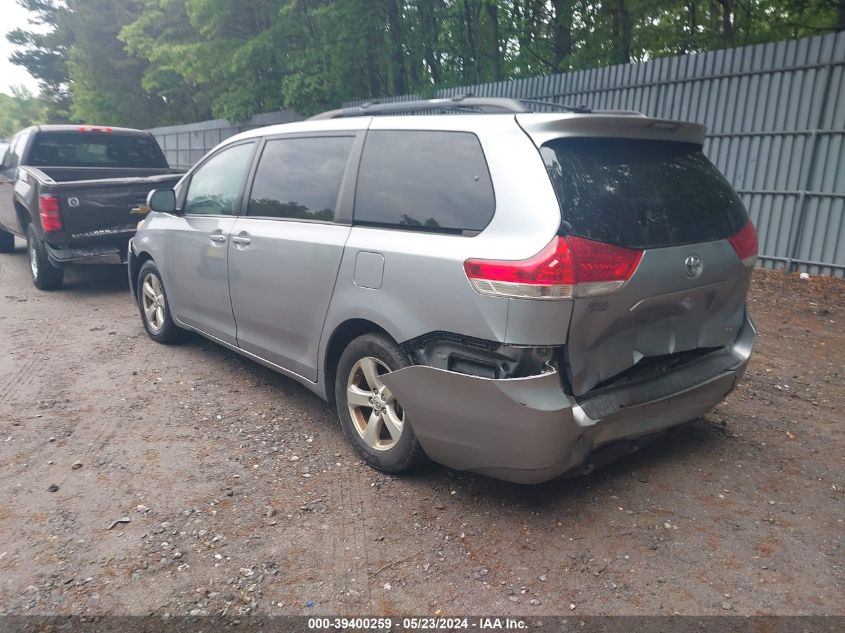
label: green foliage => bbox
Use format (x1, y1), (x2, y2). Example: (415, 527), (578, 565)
(0, 87), (47, 138)
(6, 0), (844, 126)
(65, 0), (171, 127)
(6, 0), (72, 121)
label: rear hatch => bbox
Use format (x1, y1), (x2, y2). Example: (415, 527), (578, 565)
(523, 117), (756, 396)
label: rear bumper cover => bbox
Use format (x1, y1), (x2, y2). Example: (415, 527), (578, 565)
(381, 311), (756, 484)
(46, 241), (128, 266)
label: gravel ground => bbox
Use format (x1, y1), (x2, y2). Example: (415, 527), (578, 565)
(0, 240), (842, 617)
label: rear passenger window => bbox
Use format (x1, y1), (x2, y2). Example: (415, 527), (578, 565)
(248, 136), (354, 221)
(354, 131), (494, 234)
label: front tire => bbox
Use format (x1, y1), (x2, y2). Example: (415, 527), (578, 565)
(27, 224), (64, 290)
(0, 228), (14, 253)
(335, 333), (428, 473)
(137, 260), (183, 344)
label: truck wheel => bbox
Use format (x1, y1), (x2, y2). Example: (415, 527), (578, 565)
(26, 225), (64, 290)
(0, 228), (14, 253)
(335, 333), (428, 473)
(137, 260), (183, 344)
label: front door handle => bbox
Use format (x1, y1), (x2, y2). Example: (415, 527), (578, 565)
(209, 233), (227, 243)
(230, 235), (251, 246)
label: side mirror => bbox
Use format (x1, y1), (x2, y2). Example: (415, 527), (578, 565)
(147, 188), (177, 214)
(0, 148), (9, 170)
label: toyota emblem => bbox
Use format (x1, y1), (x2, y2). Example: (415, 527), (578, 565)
(684, 254), (703, 278)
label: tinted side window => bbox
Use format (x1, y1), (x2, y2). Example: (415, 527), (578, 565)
(354, 131), (495, 233)
(247, 136), (354, 221)
(184, 142), (255, 216)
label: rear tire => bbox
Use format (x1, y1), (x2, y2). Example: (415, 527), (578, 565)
(137, 260), (183, 344)
(0, 228), (14, 253)
(27, 224), (64, 290)
(335, 333), (428, 473)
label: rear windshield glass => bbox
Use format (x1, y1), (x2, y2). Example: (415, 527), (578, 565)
(540, 138), (747, 249)
(28, 132), (168, 168)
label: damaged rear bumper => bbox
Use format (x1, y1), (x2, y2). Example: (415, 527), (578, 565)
(381, 312), (756, 484)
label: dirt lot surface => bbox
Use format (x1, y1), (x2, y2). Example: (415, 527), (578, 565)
(0, 241), (842, 617)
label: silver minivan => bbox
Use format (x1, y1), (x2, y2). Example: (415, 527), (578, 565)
(129, 98), (757, 483)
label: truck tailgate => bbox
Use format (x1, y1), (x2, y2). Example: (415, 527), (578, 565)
(51, 174), (181, 245)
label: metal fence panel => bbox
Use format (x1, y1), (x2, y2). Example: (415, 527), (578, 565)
(147, 33), (845, 276)
(148, 109), (301, 171)
(343, 32), (845, 277)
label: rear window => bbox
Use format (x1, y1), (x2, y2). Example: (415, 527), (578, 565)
(540, 138), (748, 249)
(28, 132), (168, 168)
(354, 130), (495, 234)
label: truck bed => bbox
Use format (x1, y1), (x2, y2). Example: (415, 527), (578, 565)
(23, 165), (184, 261)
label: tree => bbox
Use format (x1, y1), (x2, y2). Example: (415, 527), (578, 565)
(6, 0), (72, 121)
(7, 0), (845, 125)
(0, 87), (47, 138)
(65, 0), (170, 127)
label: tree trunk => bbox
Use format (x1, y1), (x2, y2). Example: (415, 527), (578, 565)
(550, 0), (573, 70)
(365, 14), (382, 97)
(682, 2), (697, 53)
(385, 0), (407, 94)
(419, 0), (442, 85)
(717, 0), (735, 47)
(462, 0), (480, 83)
(708, 0), (720, 41)
(610, 0), (631, 64)
(837, 0), (845, 30)
(486, 1), (502, 81)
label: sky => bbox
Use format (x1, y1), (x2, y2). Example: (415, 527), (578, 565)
(0, 0), (42, 95)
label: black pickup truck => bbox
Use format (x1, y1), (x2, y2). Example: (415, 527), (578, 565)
(0, 125), (183, 289)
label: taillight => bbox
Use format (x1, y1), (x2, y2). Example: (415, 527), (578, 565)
(464, 235), (642, 299)
(728, 219), (758, 267)
(39, 195), (62, 232)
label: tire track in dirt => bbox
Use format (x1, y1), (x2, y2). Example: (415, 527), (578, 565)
(0, 263), (86, 404)
(1, 266), (843, 616)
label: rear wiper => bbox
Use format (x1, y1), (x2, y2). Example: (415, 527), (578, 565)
(521, 99), (591, 114)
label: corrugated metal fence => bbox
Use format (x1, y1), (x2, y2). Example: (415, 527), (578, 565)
(148, 32), (845, 277)
(148, 109), (301, 171)
(345, 32), (845, 277)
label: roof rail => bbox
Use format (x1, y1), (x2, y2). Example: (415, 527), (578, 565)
(308, 95), (591, 120)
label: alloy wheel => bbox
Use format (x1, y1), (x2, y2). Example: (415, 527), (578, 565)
(346, 356), (404, 451)
(141, 273), (166, 333)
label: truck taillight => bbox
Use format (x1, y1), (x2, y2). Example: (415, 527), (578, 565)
(39, 195), (62, 232)
(464, 235), (642, 300)
(728, 219), (758, 267)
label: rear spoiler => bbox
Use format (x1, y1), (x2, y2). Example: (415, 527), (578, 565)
(516, 113), (707, 147)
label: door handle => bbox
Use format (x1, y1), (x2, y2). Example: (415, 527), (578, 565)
(209, 234), (227, 243)
(230, 235), (251, 246)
